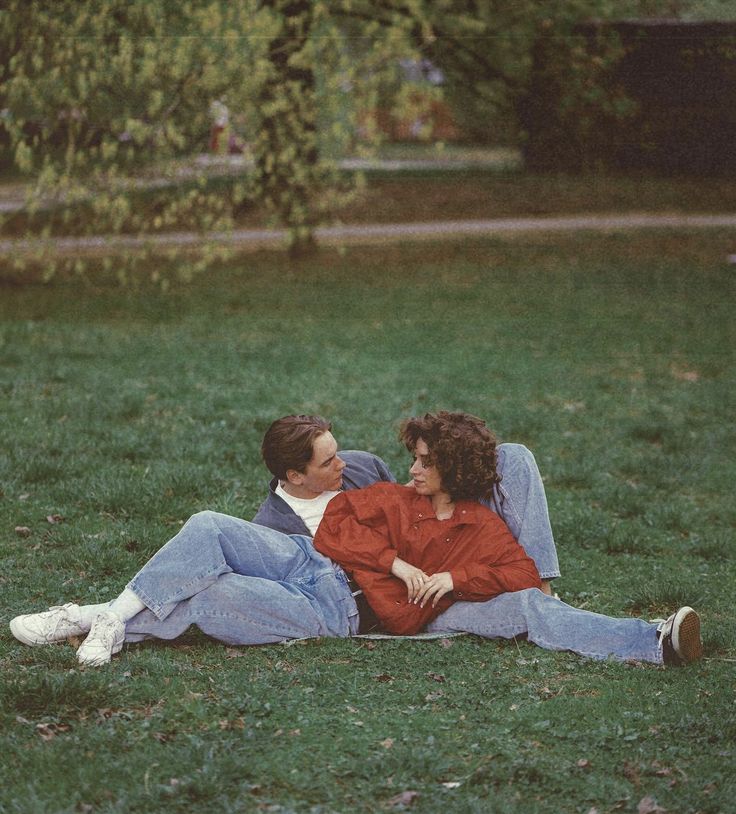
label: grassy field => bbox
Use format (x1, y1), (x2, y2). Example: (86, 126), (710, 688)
(1, 230), (735, 813)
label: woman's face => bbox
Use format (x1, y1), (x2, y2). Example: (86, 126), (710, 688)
(409, 438), (444, 497)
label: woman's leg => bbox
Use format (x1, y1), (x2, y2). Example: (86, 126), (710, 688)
(487, 444), (561, 591)
(426, 588), (662, 663)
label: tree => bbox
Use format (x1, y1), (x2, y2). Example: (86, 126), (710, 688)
(4, 0), (728, 281)
(0, 0), (423, 273)
(1, 0), (260, 280)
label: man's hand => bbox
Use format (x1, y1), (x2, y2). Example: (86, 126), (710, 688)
(390, 557), (430, 602)
(414, 572), (454, 608)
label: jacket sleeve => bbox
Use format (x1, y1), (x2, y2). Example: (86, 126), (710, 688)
(352, 569), (454, 636)
(313, 488), (398, 573)
(449, 520), (541, 601)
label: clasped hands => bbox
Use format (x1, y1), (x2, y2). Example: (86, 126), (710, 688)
(390, 556), (453, 608)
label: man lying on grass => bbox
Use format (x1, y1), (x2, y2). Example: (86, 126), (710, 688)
(10, 412), (702, 668)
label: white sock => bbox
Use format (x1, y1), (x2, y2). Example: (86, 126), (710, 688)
(107, 587), (146, 622)
(74, 602), (112, 629)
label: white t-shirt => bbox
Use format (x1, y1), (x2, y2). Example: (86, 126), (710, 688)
(275, 482), (340, 535)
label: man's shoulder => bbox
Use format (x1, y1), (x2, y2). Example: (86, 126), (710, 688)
(252, 479), (310, 535)
(340, 449), (395, 489)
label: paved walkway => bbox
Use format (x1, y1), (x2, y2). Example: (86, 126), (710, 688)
(2, 213), (735, 256)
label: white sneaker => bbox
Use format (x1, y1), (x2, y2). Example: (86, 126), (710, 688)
(659, 606), (703, 666)
(10, 603), (86, 646)
(77, 611), (125, 667)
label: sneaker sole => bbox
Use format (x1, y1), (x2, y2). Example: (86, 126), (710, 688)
(672, 607), (703, 663)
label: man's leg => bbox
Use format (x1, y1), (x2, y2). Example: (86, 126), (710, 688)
(125, 570), (358, 645)
(426, 588), (662, 663)
(126, 511), (332, 621)
(12, 511), (356, 662)
(487, 443), (561, 593)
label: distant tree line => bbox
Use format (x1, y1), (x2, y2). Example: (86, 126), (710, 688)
(1, 0), (734, 277)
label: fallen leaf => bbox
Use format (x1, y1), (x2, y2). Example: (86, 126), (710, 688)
(637, 795), (667, 814)
(671, 366), (699, 382)
(46, 514), (63, 524)
(36, 722), (69, 741)
(387, 790), (419, 808)
(424, 690), (444, 702)
(373, 672), (394, 683)
(624, 761), (641, 786)
(380, 738), (394, 749)
(427, 672), (446, 682)
(15, 526), (31, 537)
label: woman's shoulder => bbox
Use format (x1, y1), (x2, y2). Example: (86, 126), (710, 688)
(455, 498), (506, 525)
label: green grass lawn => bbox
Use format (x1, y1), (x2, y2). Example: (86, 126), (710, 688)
(1, 231), (735, 813)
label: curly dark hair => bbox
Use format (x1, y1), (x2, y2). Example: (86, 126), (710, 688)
(399, 411), (501, 502)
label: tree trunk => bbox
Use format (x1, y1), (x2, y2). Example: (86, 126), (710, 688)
(254, 0), (319, 255)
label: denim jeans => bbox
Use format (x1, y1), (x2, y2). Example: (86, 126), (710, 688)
(124, 512), (359, 645)
(122, 513), (660, 663)
(490, 443), (561, 580)
(426, 588), (662, 664)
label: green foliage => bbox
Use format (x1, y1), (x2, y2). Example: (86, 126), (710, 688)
(3, 0), (736, 276)
(0, 0), (259, 280)
(0, 0), (424, 270)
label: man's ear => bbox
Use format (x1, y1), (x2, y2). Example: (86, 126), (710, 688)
(285, 468), (305, 486)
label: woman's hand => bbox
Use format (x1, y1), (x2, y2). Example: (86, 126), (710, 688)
(390, 557), (430, 602)
(414, 572), (454, 608)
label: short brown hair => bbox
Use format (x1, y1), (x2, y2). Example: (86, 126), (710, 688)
(399, 411), (500, 502)
(261, 415), (332, 480)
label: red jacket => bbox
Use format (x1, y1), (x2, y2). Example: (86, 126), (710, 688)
(314, 483), (541, 635)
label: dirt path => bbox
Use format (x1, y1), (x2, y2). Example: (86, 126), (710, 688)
(2, 213), (735, 257)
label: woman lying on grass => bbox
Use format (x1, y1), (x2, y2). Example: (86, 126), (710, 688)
(10, 411), (702, 668)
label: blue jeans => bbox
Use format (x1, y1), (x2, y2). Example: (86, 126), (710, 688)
(124, 512), (359, 645)
(490, 443), (560, 581)
(427, 589), (662, 664)
(123, 513), (661, 664)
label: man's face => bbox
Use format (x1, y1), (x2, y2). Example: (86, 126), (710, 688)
(409, 437), (444, 497)
(287, 431), (346, 498)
